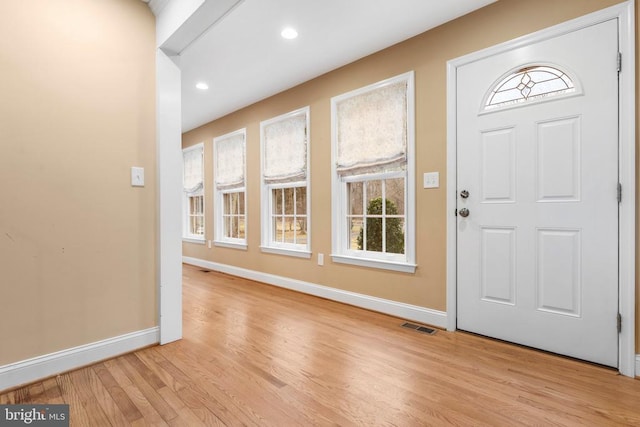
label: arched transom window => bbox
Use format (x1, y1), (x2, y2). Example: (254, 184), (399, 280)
(485, 65), (576, 109)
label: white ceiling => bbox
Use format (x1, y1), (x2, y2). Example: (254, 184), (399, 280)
(171, 0), (496, 132)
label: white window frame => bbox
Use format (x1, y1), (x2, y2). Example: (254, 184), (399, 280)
(182, 142), (205, 244)
(213, 129), (247, 250)
(260, 107), (311, 258)
(331, 72), (416, 273)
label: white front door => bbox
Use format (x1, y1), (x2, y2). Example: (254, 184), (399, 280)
(456, 19), (619, 367)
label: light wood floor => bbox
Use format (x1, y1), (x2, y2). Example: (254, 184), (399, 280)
(2, 264), (639, 426)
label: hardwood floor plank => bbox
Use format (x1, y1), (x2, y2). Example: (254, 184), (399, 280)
(105, 357), (169, 426)
(122, 352), (166, 390)
(117, 353), (178, 424)
(133, 350), (194, 402)
(134, 350), (187, 393)
(157, 386), (208, 427)
(0, 391), (15, 405)
(93, 362), (143, 424)
(144, 347), (242, 425)
(13, 385), (29, 403)
(26, 382), (45, 402)
(157, 343), (280, 426)
(189, 278), (510, 424)
(56, 372), (92, 426)
(134, 350), (222, 426)
(2, 263), (640, 426)
(42, 377), (64, 404)
(84, 366), (131, 427)
(68, 368), (112, 426)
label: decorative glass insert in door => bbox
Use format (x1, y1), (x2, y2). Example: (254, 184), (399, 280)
(485, 65), (576, 109)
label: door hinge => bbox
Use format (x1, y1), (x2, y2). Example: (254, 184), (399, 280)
(617, 182), (622, 203)
(617, 52), (622, 73)
(617, 312), (622, 333)
(454, 208), (458, 217)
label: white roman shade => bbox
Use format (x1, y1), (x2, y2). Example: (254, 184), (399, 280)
(215, 131), (245, 190)
(336, 80), (407, 176)
(263, 112), (307, 183)
(183, 145), (203, 195)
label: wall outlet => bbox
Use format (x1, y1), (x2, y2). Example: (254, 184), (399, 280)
(318, 253), (324, 266)
(423, 172), (439, 189)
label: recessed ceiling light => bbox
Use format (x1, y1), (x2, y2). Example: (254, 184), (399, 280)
(196, 82), (209, 90)
(281, 27), (298, 40)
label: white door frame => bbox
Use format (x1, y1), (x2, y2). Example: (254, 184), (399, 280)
(157, 49), (184, 345)
(446, 2), (636, 377)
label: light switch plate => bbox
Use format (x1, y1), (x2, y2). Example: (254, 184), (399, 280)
(131, 167), (145, 187)
(423, 172), (439, 189)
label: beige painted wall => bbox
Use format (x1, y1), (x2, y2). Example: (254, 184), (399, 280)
(184, 0), (639, 351)
(0, 0), (157, 366)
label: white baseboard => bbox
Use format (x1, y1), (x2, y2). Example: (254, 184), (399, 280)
(0, 327), (159, 392)
(183, 256), (447, 328)
(636, 354), (640, 378)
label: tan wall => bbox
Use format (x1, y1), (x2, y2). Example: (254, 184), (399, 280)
(0, 0), (157, 366)
(635, 0), (640, 360)
(183, 0), (639, 350)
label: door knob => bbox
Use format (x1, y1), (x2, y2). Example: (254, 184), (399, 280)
(460, 190), (469, 199)
(459, 208), (470, 217)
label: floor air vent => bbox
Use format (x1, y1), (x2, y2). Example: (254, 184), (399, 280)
(401, 322), (436, 335)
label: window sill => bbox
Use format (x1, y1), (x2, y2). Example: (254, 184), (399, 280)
(183, 237), (206, 245)
(331, 254), (417, 274)
(214, 240), (248, 251)
(260, 246), (312, 259)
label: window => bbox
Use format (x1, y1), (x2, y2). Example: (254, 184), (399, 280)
(260, 107), (310, 257)
(182, 143), (205, 242)
(484, 65), (577, 110)
(213, 129), (247, 249)
(331, 72), (416, 273)
(347, 177), (405, 253)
